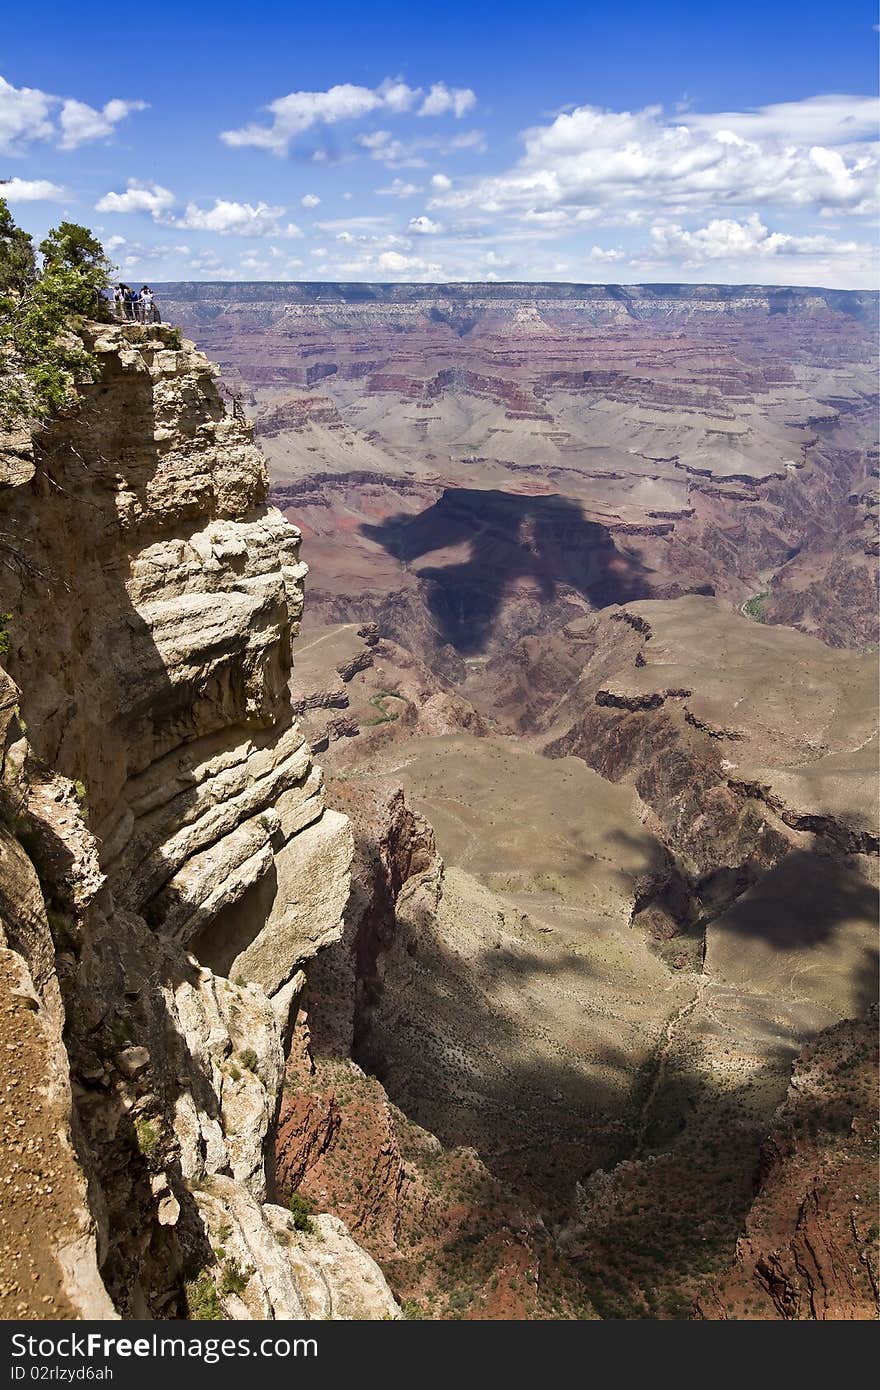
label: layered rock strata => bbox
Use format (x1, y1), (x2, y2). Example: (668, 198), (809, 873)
(699, 1011), (878, 1321)
(158, 281), (878, 657)
(0, 324), (396, 1319)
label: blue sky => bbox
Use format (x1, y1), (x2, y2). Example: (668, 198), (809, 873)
(1, 0), (877, 285)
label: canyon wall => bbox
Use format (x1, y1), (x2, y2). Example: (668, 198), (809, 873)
(699, 1009), (878, 1320)
(0, 323), (397, 1319)
(157, 281), (879, 659)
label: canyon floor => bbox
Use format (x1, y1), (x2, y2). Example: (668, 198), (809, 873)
(141, 284), (880, 1317)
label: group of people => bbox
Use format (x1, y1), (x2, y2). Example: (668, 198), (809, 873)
(112, 283), (161, 323)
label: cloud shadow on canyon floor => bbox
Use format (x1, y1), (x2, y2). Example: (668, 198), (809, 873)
(361, 488), (655, 654)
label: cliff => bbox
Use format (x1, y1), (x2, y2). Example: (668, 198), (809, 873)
(154, 281), (878, 325)
(699, 1011), (878, 1320)
(0, 323), (398, 1319)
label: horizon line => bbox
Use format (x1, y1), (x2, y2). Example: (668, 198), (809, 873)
(146, 278), (879, 294)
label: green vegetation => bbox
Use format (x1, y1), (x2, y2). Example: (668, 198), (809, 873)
(218, 1258), (253, 1297)
(238, 1047), (259, 1074)
(183, 1250), (252, 1319)
(133, 1117), (160, 1156)
(741, 589), (769, 623)
(0, 202), (36, 296)
(184, 1272), (223, 1321)
(0, 199), (113, 428)
(213, 1228), (232, 1263)
(287, 1192), (315, 1234)
(0, 612), (11, 659)
(363, 690), (408, 726)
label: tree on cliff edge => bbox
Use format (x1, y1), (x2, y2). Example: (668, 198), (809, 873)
(0, 201), (36, 296)
(0, 200), (112, 429)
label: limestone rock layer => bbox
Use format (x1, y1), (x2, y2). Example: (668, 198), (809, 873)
(0, 324), (395, 1319)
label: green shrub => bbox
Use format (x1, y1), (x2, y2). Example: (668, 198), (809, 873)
(134, 1117), (160, 1156)
(218, 1258), (252, 1297)
(109, 1015), (133, 1048)
(0, 613), (12, 659)
(742, 590), (769, 623)
(239, 1047), (259, 1074)
(185, 1273), (222, 1321)
(287, 1192), (315, 1234)
(363, 690), (408, 726)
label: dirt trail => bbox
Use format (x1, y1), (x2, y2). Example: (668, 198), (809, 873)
(631, 975), (707, 1159)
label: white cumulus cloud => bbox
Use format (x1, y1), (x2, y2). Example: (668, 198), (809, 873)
(177, 199), (302, 238)
(409, 215), (443, 234)
(649, 212), (866, 265)
(1, 176), (66, 201)
(59, 97), (147, 149)
(96, 180), (176, 218)
(0, 76), (55, 153)
(428, 94), (878, 218)
(377, 250), (433, 273)
(376, 178), (423, 197)
(221, 77), (478, 156)
(103, 237), (192, 270)
(355, 130), (428, 167)
(222, 82), (400, 154)
(522, 208), (570, 226)
(0, 74), (147, 154)
(418, 83), (476, 118)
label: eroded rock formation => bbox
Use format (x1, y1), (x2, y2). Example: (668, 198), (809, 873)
(0, 324), (397, 1319)
(699, 1011), (878, 1321)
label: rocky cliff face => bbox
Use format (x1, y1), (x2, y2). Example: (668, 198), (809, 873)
(0, 323), (397, 1319)
(699, 1011), (878, 1321)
